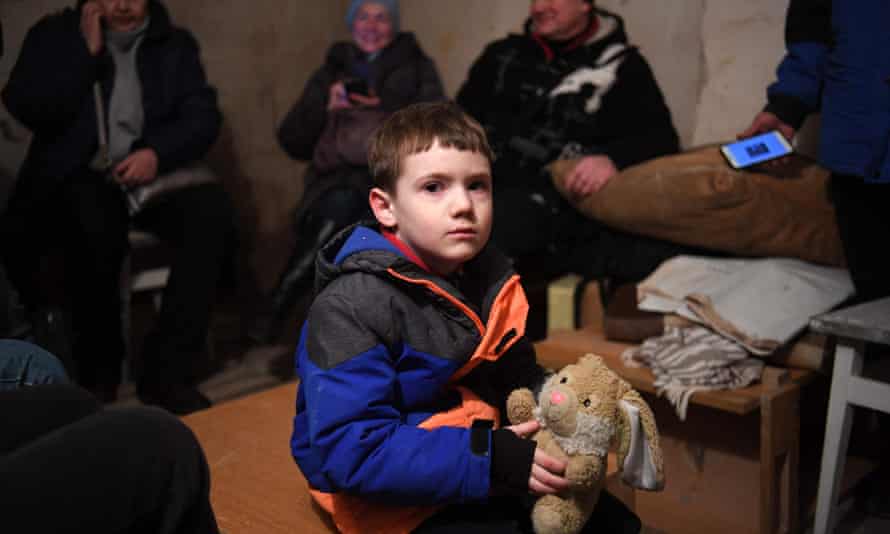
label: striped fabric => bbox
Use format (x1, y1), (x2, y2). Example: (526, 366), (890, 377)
(622, 326), (763, 420)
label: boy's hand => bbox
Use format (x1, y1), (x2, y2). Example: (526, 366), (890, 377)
(81, 1), (104, 56)
(506, 420), (571, 496)
(529, 447), (571, 495)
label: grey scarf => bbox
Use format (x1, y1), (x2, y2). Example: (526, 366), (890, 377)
(105, 18), (150, 164)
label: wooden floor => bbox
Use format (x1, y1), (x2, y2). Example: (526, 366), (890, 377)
(111, 296), (888, 534)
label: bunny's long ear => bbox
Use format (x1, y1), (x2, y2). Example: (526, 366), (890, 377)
(616, 386), (664, 491)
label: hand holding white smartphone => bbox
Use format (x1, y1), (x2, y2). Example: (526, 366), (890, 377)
(721, 131), (793, 170)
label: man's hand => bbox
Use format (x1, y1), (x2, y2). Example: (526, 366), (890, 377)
(81, 1), (104, 56)
(113, 148), (159, 186)
(564, 155), (618, 197)
(739, 111), (795, 142)
(506, 420), (571, 496)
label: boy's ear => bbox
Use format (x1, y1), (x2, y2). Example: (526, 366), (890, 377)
(369, 187), (397, 229)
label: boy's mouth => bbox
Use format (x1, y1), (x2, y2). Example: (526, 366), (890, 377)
(448, 228), (477, 238)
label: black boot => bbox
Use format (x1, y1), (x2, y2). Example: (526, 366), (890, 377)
(249, 219), (338, 344)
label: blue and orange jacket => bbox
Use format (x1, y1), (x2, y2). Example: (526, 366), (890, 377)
(291, 223), (544, 533)
(765, 0), (890, 182)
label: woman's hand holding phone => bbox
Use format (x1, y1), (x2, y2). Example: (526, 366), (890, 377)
(738, 112), (796, 168)
(739, 111), (796, 143)
(81, 1), (104, 56)
(347, 92), (381, 107)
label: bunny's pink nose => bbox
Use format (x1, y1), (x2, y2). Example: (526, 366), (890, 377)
(550, 391), (565, 405)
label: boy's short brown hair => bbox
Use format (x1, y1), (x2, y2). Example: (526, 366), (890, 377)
(368, 101), (494, 192)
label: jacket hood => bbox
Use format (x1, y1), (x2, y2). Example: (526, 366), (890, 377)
(313, 222), (516, 313)
(313, 221), (420, 295)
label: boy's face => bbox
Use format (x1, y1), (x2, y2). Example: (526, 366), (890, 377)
(371, 141), (492, 277)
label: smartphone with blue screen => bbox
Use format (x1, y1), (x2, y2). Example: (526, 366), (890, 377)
(721, 131), (793, 169)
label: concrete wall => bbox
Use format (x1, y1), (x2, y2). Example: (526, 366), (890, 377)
(2, 0), (800, 287)
(162, 0), (349, 285)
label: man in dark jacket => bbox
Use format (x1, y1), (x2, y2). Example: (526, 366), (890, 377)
(456, 0), (695, 283)
(1, 0), (235, 414)
(740, 0), (890, 305)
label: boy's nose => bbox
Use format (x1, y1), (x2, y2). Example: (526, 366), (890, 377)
(450, 190), (473, 214)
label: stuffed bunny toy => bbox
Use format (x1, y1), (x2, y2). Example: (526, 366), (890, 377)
(506, 354), (664, 534)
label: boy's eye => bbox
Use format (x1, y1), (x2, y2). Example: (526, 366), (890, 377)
(423, 182), (443, 193)
(468, 180), (490, 191)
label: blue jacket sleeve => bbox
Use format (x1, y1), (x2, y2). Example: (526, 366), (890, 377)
(295, 293), (492, 505)
(764, 0), (832, 128)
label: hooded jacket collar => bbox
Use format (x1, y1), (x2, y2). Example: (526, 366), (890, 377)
(314, 221), (517, 320)
(523, 7), (627, 62)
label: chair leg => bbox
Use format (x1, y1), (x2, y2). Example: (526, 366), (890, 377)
(813, 342), (863, 534)
(120, 255), (133, 383)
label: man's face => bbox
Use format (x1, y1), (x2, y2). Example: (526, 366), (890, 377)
(529, 0), (592, 41)
(98, 0), (149, 32)
(374, 142), (492, 277)
(352, 2), (395, 55)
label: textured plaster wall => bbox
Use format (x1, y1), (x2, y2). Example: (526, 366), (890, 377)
(691, 0), (789, 146)
(162, 0), (349, 285)
(2, 1), (802, 287)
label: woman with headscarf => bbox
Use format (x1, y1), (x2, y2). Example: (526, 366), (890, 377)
(256, 0), (445, 342)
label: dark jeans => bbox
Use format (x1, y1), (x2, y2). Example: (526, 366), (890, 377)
(0, 384), (219, 533)
(492, 185), (712, 284)
(413, 491), (641, 533)
(830, 174), (890, 303)
(1, 173), (235, 393)
(0, 339), (68, 390)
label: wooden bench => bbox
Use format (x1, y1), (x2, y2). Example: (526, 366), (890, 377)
(183, 381), (634, 533)
(535, 326), (818, 534)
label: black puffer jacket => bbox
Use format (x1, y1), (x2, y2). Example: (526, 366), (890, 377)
(276, 33), (444, 218)
(2, 0), (220, 208)
(457, 8), (679, 190)
(278, 32), (444, 162)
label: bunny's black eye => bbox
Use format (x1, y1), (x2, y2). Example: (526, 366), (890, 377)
(583, 399), (591, 407)
(560, 377), (568, 384)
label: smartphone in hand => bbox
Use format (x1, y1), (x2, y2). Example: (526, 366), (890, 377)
(721, 131), (793, 170)
(344, 78), (370, 97)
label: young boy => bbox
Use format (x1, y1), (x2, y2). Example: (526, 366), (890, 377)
(291, 101), (640, 533)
